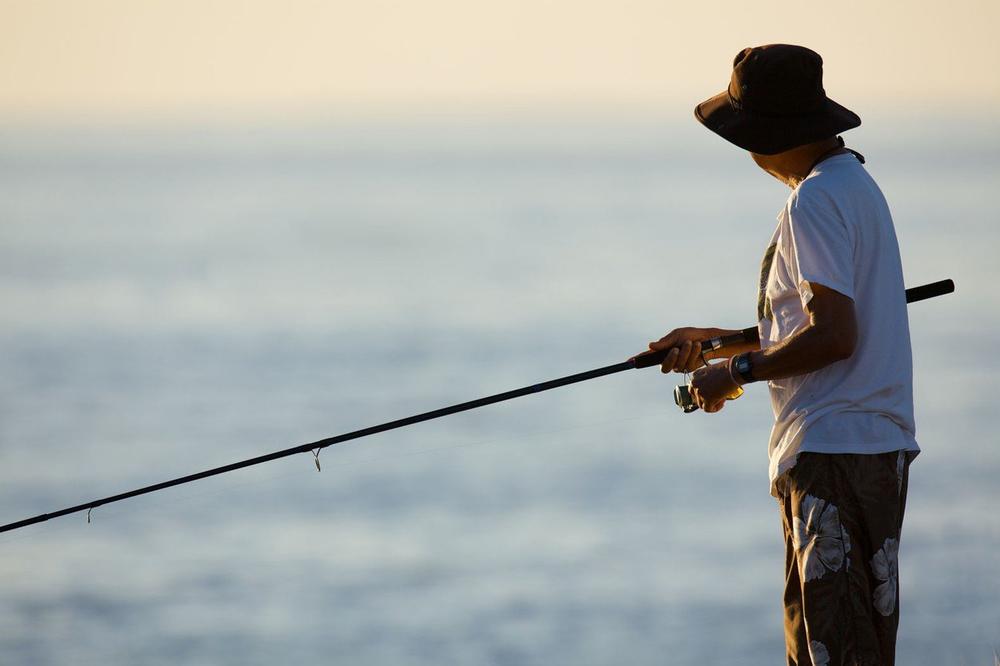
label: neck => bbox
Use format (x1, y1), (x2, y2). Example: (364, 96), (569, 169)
(752, 137), (845, 188)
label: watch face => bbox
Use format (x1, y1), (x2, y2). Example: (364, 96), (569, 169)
(736, 354), (753, 381)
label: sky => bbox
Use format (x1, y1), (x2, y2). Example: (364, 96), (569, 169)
(2, 0), (998, 123)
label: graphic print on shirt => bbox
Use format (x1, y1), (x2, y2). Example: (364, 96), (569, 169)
(757, 241), (777, 322)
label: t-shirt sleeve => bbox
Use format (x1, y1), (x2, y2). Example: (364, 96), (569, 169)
(785, 188), (856, 306)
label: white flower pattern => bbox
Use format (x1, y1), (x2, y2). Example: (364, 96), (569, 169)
(792, 494), (851, 582)
(809, 640), (830, 666)
(871, 537), (900, 616)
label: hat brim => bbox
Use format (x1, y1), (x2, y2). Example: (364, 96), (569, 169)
(694, 90), (861, 155)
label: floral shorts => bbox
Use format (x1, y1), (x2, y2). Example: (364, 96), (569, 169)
(777, 450), (912, 666)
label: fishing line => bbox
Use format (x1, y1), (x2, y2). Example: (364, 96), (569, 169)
(0, 279), (954, 535)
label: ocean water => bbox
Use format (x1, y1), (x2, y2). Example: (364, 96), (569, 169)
(0, 116), (997, 665)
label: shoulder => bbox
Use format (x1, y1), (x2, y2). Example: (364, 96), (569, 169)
(792, 164), (851, 206)
(786, 176), (841, 224)
(796, 157), (873, 206)
(787, 158), (870, 221)
(781, 170), (856, 247)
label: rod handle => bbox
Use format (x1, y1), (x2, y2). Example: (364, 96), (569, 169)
(631, 278), (955, 369)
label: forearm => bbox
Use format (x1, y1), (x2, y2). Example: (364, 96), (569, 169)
(747, 321), (852, 381)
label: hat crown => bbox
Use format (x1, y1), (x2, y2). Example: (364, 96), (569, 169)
(728, 44), (828, 116)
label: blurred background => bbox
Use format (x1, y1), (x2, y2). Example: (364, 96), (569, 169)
(1, 1), (998, 664)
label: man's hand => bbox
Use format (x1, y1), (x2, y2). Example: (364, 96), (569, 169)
(648, 327), (721, 373)
(689, 361), (742, 413)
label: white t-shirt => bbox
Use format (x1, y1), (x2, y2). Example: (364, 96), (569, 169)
(758, 153), (919, 496)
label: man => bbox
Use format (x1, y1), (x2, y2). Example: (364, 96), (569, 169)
(648, 45), (919, 665)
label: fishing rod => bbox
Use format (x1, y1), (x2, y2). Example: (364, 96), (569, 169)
(0, 278), (954, 535)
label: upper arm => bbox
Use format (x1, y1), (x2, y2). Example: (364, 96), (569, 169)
(804, 281), (857, 359)
(787, 187), (856, 308)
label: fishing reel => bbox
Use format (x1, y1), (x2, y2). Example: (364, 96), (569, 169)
(629, 329), (758, 414)
(673, 369), (744, 413)
(673, 383), (699, 413)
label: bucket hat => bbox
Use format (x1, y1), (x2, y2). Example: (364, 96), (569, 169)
(695, 44), (861, 155)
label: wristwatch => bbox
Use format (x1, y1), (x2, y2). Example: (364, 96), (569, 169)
(732, 352), (757, 385)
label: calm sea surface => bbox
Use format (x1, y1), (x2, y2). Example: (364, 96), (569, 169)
(1, 116), (997, 665)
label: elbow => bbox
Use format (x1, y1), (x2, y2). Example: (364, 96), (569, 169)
(805, 284), (858, 363)
(829, 334), (856, 362)
(810, 318), (856, 362)
(825, 324), (857, 362)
